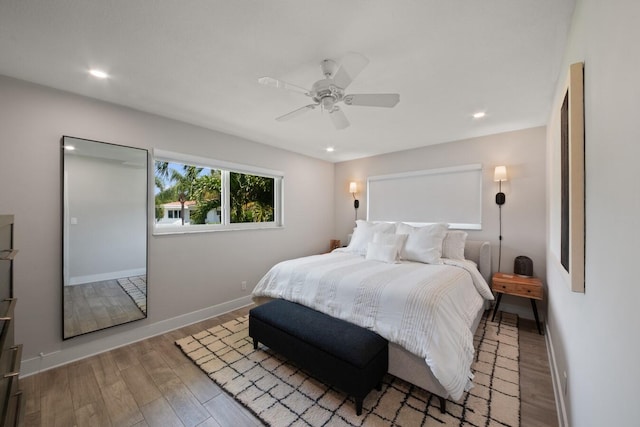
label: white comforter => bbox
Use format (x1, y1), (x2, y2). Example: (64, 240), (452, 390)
(252, 251), (494, 401)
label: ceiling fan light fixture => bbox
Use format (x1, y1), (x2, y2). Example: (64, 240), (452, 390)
(321, 97), (335, 110)
(261, 53), (399, 129)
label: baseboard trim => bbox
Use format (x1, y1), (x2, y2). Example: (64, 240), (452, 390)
(545, 322), (569, 427)
(20, 295), (254, 377)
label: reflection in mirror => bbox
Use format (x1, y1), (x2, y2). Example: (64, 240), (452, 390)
(62, 136), (148, 339)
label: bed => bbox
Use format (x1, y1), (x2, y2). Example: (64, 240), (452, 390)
(252, 221), (494, 404)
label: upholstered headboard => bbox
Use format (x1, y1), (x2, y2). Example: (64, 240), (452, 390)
(464, 240), (492, 283)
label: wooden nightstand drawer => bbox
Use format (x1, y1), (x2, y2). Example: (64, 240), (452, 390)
(493, 280), (542, 299)
(492, 273), (543, 299)
(493, 280), (543, 299)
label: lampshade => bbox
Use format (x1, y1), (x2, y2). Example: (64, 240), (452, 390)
(349, 182), (357, 194)
(494, 166), (508, 182)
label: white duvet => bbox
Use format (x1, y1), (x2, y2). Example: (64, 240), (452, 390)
(252, 251), (494, 401)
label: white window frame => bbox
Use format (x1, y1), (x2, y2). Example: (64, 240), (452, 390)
(153, 149), (284, 235)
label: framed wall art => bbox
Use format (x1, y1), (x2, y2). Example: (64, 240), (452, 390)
(556, 62), (585, 293)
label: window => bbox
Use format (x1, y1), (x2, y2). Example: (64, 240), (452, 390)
(153, 149), (283, 234)
(229, 172), (275, 223)
(167, 209), (183, 219)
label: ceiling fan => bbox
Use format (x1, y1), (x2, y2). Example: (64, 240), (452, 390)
(258, 52), (400, 130)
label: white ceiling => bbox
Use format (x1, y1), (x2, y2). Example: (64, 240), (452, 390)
(0, 0), (575, 162)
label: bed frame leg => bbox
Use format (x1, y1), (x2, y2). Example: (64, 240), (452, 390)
(438, 396), (446, 413)
(252, 338), (258, 350)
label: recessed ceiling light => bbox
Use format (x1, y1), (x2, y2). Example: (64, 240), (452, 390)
(326, 147), (335, 152)
(473, 112), (486, 119)
(89, 69), (109, 79)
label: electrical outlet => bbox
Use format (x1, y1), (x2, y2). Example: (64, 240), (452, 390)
(241, 281), (247, 291)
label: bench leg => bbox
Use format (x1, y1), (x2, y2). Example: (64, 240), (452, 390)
(355, 398), (363, 416)
(438, 396), (446, 413)
(252, 338), (258, 350)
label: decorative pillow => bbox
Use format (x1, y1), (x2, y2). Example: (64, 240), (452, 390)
(396, 222), (448, 264)
(344, 220), (396, 256)
(373, 232), (408, 259)
(365, 242), (398, 263)
(442, 230), (468, 260)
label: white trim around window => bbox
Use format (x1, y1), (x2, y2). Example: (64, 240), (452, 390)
(152, 149), (284, 235)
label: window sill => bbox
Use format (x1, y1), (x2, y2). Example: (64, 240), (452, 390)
(152, 223), (283, 236)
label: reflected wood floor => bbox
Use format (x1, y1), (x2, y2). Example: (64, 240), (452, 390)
(22, 308), (557, 426)
(63, 280), (145, 338)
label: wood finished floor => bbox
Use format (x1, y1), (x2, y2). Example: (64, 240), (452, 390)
(518, 317), (559, 427)
(63, 280), (146, 338)
(22, 308), (558, 427)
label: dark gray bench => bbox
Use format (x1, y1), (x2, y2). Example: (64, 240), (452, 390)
(249, 299), (388, 415)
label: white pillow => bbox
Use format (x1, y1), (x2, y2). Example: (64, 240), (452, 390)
(373, 232), (408, 259)
(442, 230), (468, 260)
(344, 220), (396, 256)
(365, 242), (398, 263)
(396, 223), (448, 264)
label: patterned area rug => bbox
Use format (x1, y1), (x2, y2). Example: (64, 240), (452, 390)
(117, 275), (147, 315)
(176, 311), (520, 426)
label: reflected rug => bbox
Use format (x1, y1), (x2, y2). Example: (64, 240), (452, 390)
(117, 275), (147, 315)
(176, 312), (520, 426)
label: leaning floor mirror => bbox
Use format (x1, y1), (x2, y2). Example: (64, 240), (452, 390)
(62, 136), (148, 339)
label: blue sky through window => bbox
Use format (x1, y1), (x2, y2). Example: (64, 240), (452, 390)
(154, 161), (213, 195)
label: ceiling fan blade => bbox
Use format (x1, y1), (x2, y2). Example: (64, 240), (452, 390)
(332, 52), (369, 89)
(258, 76), (310, 96)
(329, 106), (350, 130)
(275, 104), (317, 121)
(343, 93), (400, 108)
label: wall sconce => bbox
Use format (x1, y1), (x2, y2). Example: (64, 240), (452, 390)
(494, 166), (508, 271)
(349, 181), (359, 220)
(494, 165), (507, 205)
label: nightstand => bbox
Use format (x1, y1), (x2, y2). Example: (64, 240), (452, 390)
(491, 272), (543, 334)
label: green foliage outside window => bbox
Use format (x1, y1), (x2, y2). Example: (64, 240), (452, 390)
(154, 160), (275, 225)
(189, 172), (221, 224)
(230, 172), (274, 223)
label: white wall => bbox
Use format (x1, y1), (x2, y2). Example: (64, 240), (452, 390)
(66, 154), (146, 282)
(545, 1), (640, 426)
(334, 127), (547, 319)
(0, 75), (334, 373)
